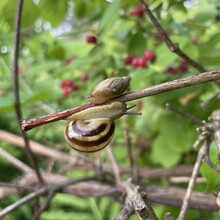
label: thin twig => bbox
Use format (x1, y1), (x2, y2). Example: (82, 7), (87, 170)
(106, 145), (122, 185)
(31, 191), (55, 220)
(166, 103), (203, 125)
(204, 142), (220, 175)
(0, 181), (35, 191)
(0, 147), (32, 173)
(0, 175), (98, 218)
(177, 140), (210, 220)
(21, 70), (220, 131)
(200, 91), (220, 109)
(123, 118), (139, 183)
(138, 0), (207, 73)
(115, 179), (155, 220)
(12, 0), (43, 184)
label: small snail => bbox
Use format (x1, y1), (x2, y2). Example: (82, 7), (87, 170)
(89, 76), (130, 104)
(64, 76), (139, 153)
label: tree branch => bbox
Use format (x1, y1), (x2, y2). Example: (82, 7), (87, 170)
(12, 0), (43, 184)
(21, 70), (220, 131)
(0, 175), (98, 219)
(138, 0), (207, 73)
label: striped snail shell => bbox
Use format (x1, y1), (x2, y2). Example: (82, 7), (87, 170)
(89, 76), (130, 104)
(65, 118), (115, 153)
(64, 102), (127, 153)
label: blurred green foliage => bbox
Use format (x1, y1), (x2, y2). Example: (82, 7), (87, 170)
(0, 0), (220, 219)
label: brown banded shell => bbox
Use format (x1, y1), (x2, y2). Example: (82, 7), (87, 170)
(89, 76), (130, 104)
(64, 118), (115, 153)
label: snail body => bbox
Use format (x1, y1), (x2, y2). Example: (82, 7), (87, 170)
(64, 76), (132, 153)
(64, 102), (127, 153)
(89, 76), (130, 104)
(66, 102), (127, 121)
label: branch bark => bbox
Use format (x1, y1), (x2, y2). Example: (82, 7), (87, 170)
(21, 70), (220, 131)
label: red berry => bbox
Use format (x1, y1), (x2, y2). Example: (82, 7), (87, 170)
(131, 6), (144, 17)
(144, 50), (155, 62)
(62, 88), (72, 97)
(65, 79), (74, 87)
(72, 84), (79, 91)
(86, 35), (97, 44)
(81, 74), (89, 82)
(178, 61), (188, 72)
(60, 79), (74, 88)
(164, 67), (178, 74)
(132, 57), (147, 68)
(60, 81), (67, 88)
(132, 58), (140, 68)
(138, 58), (147, 68)
(124, 54), (136, 65)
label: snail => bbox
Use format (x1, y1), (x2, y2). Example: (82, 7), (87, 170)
(89, 76), (130, 104)
(64, 76), (140, 153)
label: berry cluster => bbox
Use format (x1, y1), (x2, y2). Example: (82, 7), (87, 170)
(124, 49), (156, 68)
(60, 79), (79, 97)
(130, 6), (144, 17)
(164, 60), (188, 75)
(60, 74), (89, 97)
(86, 35), (97, 44)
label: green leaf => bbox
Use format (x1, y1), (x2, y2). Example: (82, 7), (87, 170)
(30, 60), (61, 75)
(47, 46), (65, 60)
(2, 0), (39, 29)
(99, 0), (122, 34)
(151, 113), (197, 168)
(151, 132), (182, 168)
(183, 43), (199, 59)
(194, 9), (218, 25)
(128, 31), (146, 57)
(38, 0), (68, 27)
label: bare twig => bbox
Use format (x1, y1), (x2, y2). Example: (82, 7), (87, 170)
(204, 143), (220, 175)
(0, 175), (98, 218)
(0, 170), (217, 211)
(12, 0), (43, 184)
(201, 91), (220, 109)
(123, 118), (139, 183)
(138, 0), (207, 73)
(177, 140), (210, 220)
(0, 129), (92, 167)
(166, 103), (203, 125)
(115, 179), (157, 220)
(0, 181), (35, 191)
(31, 191), (55, 220)
(21, 70), (220, 131)
(0, 147), (31, 173)
(106, 145), (122, 185)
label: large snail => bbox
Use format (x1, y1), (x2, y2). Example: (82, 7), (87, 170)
(64, 76), (139, 153)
